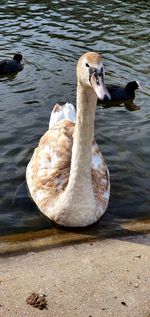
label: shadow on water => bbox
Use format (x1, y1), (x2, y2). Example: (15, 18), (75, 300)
(0, 216), (149, 257)
(98, 99), (141, 112)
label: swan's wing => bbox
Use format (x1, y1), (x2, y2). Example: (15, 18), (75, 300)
(91, 141), (110, 212)
(27, 102), (76, 211)
(26, 119), (74, 209)
(49, 103), (76, 129)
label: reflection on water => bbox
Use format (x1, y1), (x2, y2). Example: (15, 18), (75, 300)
(0, 0), (149, 236)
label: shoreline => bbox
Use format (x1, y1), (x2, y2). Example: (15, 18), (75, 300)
(0, 218), (150, 257)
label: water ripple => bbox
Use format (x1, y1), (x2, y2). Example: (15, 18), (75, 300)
(0, 0), (149, 234)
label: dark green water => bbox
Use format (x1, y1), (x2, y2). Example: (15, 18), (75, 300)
(0, 0), (149, 235)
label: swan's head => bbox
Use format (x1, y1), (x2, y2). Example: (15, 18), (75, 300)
(77, 52), (111, 101)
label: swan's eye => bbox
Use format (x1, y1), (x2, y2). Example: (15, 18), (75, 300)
(85, 63), (89, 68)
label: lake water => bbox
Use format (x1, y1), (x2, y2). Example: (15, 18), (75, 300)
(0, 0), (149, 237)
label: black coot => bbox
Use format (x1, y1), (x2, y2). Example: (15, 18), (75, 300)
(98, 81), (140, 103)
(0, 53), (23, 75)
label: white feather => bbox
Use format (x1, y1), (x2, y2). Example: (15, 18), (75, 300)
(49, 103), (76, 129)
(92, 153), (103, 170)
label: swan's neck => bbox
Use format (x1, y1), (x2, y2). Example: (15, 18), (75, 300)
(50, 82), (98, 226)
(67, 81), (97, 191)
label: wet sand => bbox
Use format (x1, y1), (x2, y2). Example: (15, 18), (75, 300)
(0, 234), (150, 317)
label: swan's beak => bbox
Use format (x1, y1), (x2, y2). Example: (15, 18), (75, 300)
(90, 68), (111, 101)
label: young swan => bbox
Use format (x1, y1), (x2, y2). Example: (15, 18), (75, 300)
(26, 52), (111, 227)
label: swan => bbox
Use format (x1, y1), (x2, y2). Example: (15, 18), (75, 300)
(26, 52), (111, 227)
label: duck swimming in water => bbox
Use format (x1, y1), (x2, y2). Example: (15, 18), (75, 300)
(26, 52), (111, 227)
(98, 81), (140, 103)
(0, 53), (23, 75)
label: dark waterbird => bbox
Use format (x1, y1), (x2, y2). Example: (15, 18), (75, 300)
(97, 81), (141, 111)
(98, 81), (140, 103)
(0, 53), (23, 75)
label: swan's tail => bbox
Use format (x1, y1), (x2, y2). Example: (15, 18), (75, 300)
(49, 103), (76, 129)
